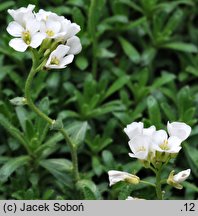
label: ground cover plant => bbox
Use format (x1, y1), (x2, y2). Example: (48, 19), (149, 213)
(0, 0), (198, 200)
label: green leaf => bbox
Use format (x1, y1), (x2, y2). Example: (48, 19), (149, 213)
(72, 7), (85, 30)
(104, 76), (130, 100)
(118, 37), (140, 63)
(92, 156), (103, 176)
(39, 159), (73, 185)
(75, 56), (88, 70)
(15, 106), (28, 132)
(177, 86), (193, 119)
(77, 179), (101, 200)
(88, 0), (106, 38)
(102, 150), (115, 169)
(147, 96), (161, 127)
(65, 121), (89, 146)
(183, 182), (198, 193)
(0, 156), (30, 183)
(0, 1), (14, 12)
(161, 102), (176, 121)
(90, 100), (125, 117)
(151, 72), (176, 89)
(0, 114), (27, 148)
(183, 143), (198, 177)
(161, 42), (198, 53)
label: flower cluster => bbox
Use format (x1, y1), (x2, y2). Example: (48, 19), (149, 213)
(6, 4), (82, 69)
(124, 121), (191, 163)
(108, 121), (191, 195)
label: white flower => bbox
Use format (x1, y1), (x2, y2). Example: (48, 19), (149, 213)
(8, 4), (35, 26)
(37, 11), (65, 39)
(124, 122), (156, 140)
(60, 19), (81, 41)
(167, 169), (191, 189)
(152, 130), (182, 153)
(36, 9), (58, 21)
(108, 170), (140, 186)
(66, 36), (82, 55)
(40, 19), (63, 38)
(143, 125), (156, 136)
(7, 19), (45, 52)
(45, 45), (74, 69)
(167, 121), (191, 142)
(124, 122), (143, 140)
(128, 135), (151, 160)
(173, 169), (191, 183)
(36, 9), (80, 41)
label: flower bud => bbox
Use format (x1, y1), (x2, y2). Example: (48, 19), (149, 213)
(167, 169), (191, 189)
(108, 170), (140, 186)
(10, 97), (27, 106)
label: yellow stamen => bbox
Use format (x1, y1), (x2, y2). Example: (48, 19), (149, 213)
(22, 30), (31, 45)
(136, 146), (146, 152)
(159, 140), (169, 150)
(50, 57), (60, 65)
(46, 29), (54, 37)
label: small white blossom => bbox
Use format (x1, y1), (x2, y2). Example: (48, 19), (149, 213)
(124, 122), (156, 140)
(36, 9), (58, 21)
(60, 19), (81, 41)
(128, 135), (151, 160)
(8, 4), (35, 25)
(167, 121), (191, 142)
(108, 170), (140, 186)
(152, 130), (182, 154)
(7, 19), (45, 52)
(167, 169), (191, 189)
(124, 122), (143, 140)
(173, 169), (191, 183)
(45, 44), (74, 69)
(66, 36), (82, 55)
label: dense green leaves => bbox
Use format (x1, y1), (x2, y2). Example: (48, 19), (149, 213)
(0, 156), (30, 183)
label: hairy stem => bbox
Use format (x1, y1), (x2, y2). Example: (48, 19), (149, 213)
(155, 168), (163, 200)
(24, 64), (79, 183)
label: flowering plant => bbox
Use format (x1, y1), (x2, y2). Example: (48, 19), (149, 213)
(6, 4), (82, 185)
(108, 121), (191, 199)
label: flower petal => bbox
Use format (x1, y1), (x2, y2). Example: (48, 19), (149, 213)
(46, 20), (61, 34)
(124, 122), (143, 140)
(6, 21), (24, 37)
(152, 130), (168, 145)
(60, 54), (74, 67)
(173, 169), (191, 183)
(128, 135), (150, 160)
(52, 45), (70, 59)
(26, 19), (40, 35)
(30, 33), (46, 48)
(64, 23), (81, 40)
(66, 36), (82, 55)
(167, 121), (191, 142)
(143, 125), (156, 136)
(9, 38), (28, 52)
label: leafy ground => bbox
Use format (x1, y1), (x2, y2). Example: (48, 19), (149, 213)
(0, 0), (198, 199)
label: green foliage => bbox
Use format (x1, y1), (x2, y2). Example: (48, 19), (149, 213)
(0, 0), (197, 200)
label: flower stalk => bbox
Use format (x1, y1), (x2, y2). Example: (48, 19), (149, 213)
(24, 58), (79, 183)
(155, 168), (163, 200)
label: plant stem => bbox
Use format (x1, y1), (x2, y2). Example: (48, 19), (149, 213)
(140, 180), (155, 188)
(155, 168), (163, 200)
(24, 65), (79, 183)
